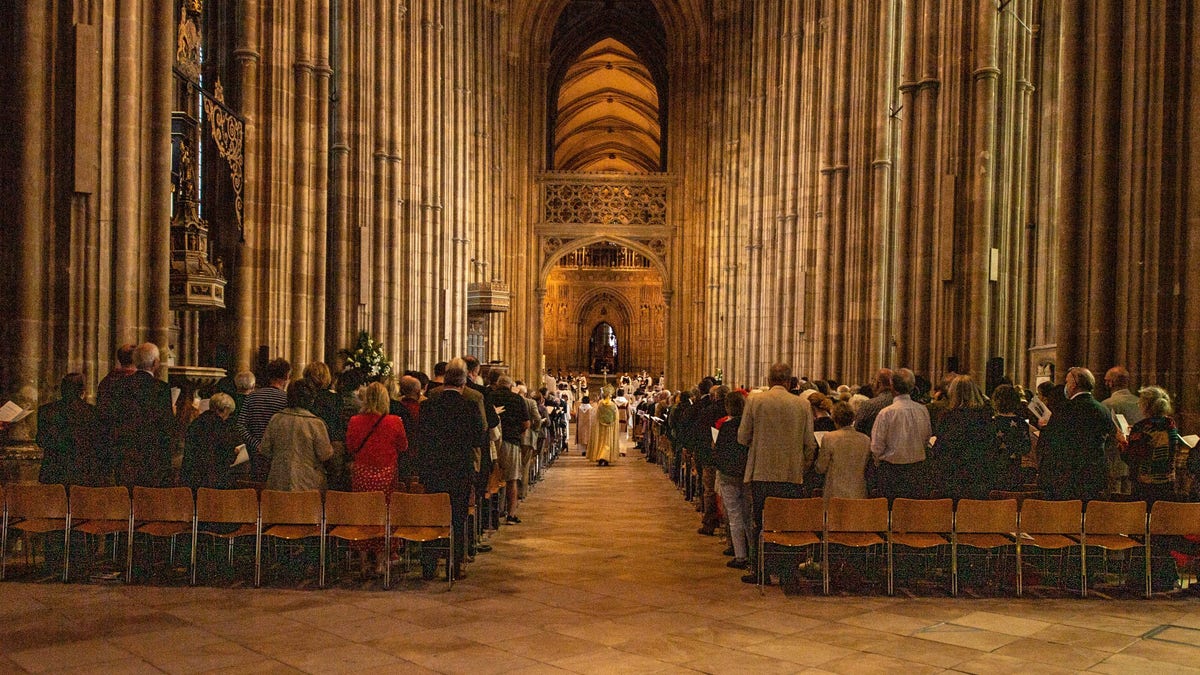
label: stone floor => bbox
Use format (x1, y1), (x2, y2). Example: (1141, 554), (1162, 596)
(2, 442), (1200, 674)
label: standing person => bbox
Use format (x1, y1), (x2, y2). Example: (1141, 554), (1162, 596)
(854, 369), (895, 437)
(811, 394), (836, 432)
(259, 380), (335, 492)
(35, 373), (96, 486)
(1102, 366), (1143, 425)
(109, 343), (176, 488)
(305, 361), (349, 491)
(394, 375), (424, 486)
(869, 368), (931, 500)
(930, 375), (999, 499)
(713, 391), (752, 570)
(739, 363), (818, 585)
(815, 402), (872, 500)
(232, 371), (256, 414)
(238, 358), (291, 483)
(180, 393), (247, 490)
(518, 384), (542, 497)
(686, 380), (725, 536)
(490, 375), (529, 523)
(425, 361), (448, 395)
(93, 343), (137, 485)
(346, 382), (408, 493)
(1038, 367), (1112, 501)
(345, 382), (407, 575)
(1124, 386), (1186, 503)
(576, 395), (594, 451)
(96, 344), (137, 407)
(417, 358), (487, 580)
(586, 387), (621, 466)
(1101, 366), (1139, 495)
(991, 384), (1033, 489)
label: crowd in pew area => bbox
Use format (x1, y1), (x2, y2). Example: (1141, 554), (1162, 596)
(3, 342), (573, 584)
(627, 362), (1200, 593)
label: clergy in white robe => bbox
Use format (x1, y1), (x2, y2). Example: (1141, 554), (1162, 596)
(586, 395), (620, 465)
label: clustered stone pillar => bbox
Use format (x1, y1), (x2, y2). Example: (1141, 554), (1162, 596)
(0, 2), (173, 450)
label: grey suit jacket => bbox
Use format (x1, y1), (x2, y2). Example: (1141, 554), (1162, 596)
(739, 385), (818, 483)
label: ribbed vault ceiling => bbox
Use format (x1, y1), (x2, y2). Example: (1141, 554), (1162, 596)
(554, 39), (660, 173)
(548, 0), (667, 174)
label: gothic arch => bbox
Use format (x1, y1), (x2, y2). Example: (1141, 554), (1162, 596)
(506, 0), (708, 65)
(538, 234), (670, 298)
(574, 286), (634, 327)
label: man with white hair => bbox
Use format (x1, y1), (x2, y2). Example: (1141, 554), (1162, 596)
(1038, 367), (1112, 500)
(107, 342), (175, 487)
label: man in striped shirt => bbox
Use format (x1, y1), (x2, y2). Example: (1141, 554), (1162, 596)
(238, 358), (291, 482)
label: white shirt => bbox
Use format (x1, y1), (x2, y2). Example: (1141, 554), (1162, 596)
(869, 394), (931, 465)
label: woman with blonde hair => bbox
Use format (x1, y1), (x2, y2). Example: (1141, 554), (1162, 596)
(346, 382), (408, 493)
(345, 381), (408, 575)
(1124, 386), (1186, 503)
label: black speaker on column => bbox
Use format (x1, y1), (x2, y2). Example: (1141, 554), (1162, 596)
(986, 357), (1005, 397)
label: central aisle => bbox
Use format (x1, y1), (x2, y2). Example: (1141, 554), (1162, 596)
(475, 444), (733, 596)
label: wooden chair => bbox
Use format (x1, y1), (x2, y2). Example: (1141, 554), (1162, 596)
(191, 488), (260, 586)
(1147, 501), (1200, 597)
(130, 486), (196, 583)
(323, 491), (388, 586)
(1, 483), (70, 582)
(1081, 500), (1147, 597)
(389, 492), (453, 589)
(888, 498), (952, 596)
(988, 489), (1043, 507)
(70, 485), (133, 582)
(758, 497), (823, 593)
(823, 497), (888, 595)
(1018, 499), (1083, 596)
(257, 490), (325, 588)
(953, 498), (1019, 596)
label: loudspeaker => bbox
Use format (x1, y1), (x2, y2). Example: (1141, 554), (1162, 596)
(986, 357), (1005, 397)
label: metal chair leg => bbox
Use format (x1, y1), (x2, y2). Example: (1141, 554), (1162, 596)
(822, 540), (830, 595)
(62, 515), (71, 583)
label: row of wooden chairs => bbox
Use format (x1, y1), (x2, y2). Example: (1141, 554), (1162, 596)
(760, 497), (1200, 598)
(0, 483), (454, 590)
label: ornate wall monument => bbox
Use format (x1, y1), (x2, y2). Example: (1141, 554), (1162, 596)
(3, 0), (1200, 469)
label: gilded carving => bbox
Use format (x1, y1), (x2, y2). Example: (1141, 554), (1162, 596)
(176, 7), (202, 82)
(204, 79), (246, 230)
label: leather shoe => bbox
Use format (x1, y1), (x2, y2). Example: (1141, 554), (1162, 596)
(722, 546), (735, 556)
(741, 572), (772, 585)
(475, 543), (493, 553)
(506, 515), (522, 524)
(727, 558), (749, 569)
(697, 527), (715, 536)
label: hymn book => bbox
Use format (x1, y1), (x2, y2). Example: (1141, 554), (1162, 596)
(230, 444), (249, 467)
(0, 401), (32, 424)
(1027, 398), (1051, 425)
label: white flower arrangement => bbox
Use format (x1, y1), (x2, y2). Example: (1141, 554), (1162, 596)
(344, 331), (393, 380)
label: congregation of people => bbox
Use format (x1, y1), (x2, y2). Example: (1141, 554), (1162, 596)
(15, 345), (1200, 592)
(634, 362), (1200, 587)
(24, 342), (573, 582)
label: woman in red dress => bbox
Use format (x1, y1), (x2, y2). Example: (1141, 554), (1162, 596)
(345, 381), (408, 574)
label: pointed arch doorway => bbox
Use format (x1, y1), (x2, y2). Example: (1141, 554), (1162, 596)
(541, 239), (666, 378)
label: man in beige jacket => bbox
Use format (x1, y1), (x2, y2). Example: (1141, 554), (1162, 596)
(738, 362), (818, 584)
